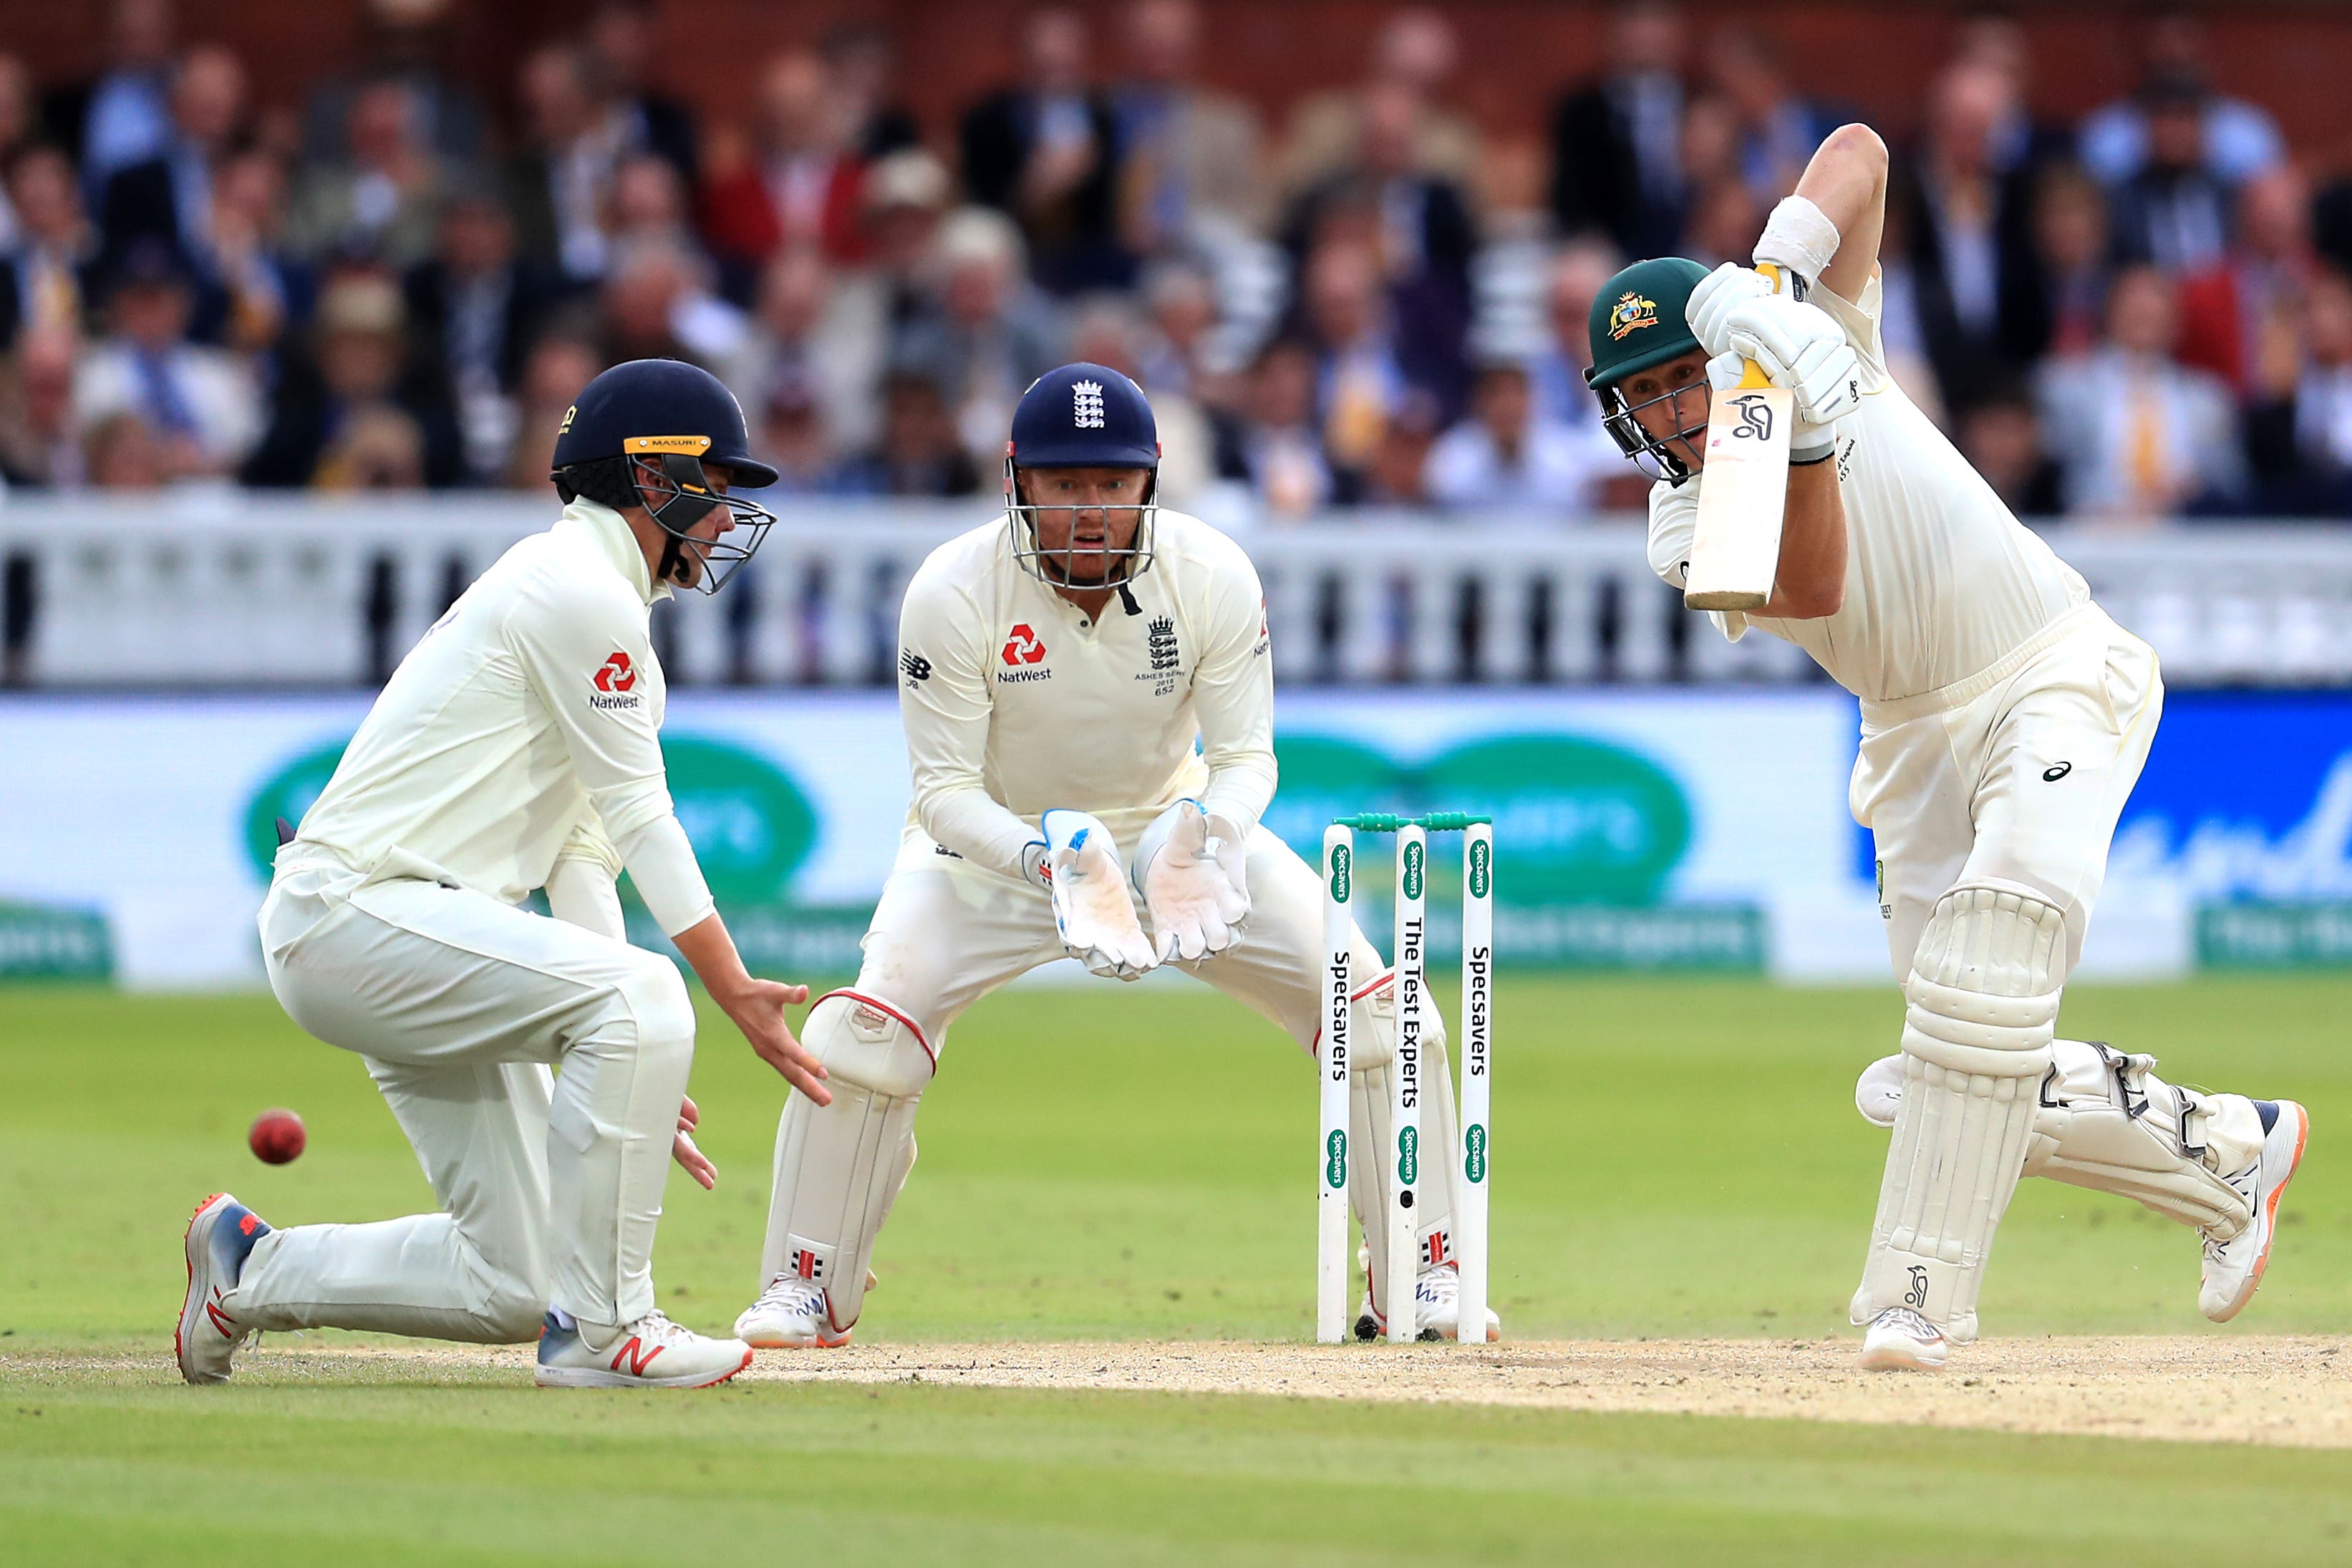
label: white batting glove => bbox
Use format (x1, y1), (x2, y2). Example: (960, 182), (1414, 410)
(1706, 352), (1842, 465)
(1131, 799), (1250, 964)
(1721, 294), (1862, 428)
(1040, 809), (1158, 981)
(1685, 262), (1775, 359)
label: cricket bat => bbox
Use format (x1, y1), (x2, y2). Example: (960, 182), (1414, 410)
(1684, 266), (1793, 612)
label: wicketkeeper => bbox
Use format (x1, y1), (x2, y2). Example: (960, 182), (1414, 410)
(178, 360), (830, 1390)
(732, 363), (1496, 1348)
(1582, 127), (2307, 1369)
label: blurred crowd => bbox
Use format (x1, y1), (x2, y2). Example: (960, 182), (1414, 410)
(5, 0), (2352, 523)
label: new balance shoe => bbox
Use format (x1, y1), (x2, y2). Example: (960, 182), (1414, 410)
(534, 1310), (753, 1388)
(2201, 1100), (2309, 1323)
(176, 1192), (271, 1385)
(1859, 1306), (1950, 1371)
(1351, 1264), (1499, 1342)
(734, 1274), (851, 1349)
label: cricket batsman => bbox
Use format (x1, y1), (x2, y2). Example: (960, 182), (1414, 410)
(1582, 127), (2308, 1370)
(732, 362), (1493, 1347)
(178, 359), (832, 1389)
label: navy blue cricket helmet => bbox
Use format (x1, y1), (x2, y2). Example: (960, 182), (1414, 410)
(1005, 362), (1161, 595)
(551, 359), (780, 594)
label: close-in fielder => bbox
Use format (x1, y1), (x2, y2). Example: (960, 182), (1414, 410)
(178, 360), (831, 1389)
(732, 363), (1494, 1347)
(1582, 126), (2307, 1370)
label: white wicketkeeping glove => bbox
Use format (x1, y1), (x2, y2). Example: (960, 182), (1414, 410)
(1720, 293), (1862, 429)
(1131, 799), (1250, 964)
(1685, 261), (1774, 359)
(1039, 809), (1158, 981)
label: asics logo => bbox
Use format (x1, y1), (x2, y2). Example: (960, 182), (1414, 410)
(2042, 760), (2073, 782)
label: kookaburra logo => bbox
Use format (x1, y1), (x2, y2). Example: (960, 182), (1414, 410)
(1905, 1265), (1930, 1309)
(1072, 379), (1106, 429)
(1146, 615), (1179, 672)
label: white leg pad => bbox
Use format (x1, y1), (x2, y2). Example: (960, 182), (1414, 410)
(756, 990), (931, 1334)
(2026, 1040), (2257, 1239)
(1854, 882), (2065, 1337)
(1347, 983), (1461, 1303)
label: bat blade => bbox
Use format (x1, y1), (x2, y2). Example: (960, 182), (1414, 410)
(1683, 361), (1793, 613)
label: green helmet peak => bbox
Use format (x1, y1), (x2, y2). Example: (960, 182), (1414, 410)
(1584, 256), (1709, 391)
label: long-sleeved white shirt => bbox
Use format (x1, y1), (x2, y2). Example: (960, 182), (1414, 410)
(1647, 268), (2091, 705)
(293, 499), (715, 936)
(896, 508), (1277, 877)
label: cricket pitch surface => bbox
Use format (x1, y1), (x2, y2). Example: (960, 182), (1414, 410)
(216, 1334), (2352, 1448)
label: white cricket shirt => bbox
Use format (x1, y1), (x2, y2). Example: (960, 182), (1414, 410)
(896, 508), (1277, 877)
(292, 499), (715, 936)
(1647, 269), (2091, 705)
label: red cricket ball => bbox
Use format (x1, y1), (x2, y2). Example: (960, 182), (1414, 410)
(248, 1108), (306, 1165)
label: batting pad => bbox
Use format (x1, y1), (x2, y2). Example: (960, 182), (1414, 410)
(1854, 883), (2065, 1338)
(758, 992), (930, 1332)
(2027, 1042), (2256, 1239)
(1347, 984), (1463, 1302)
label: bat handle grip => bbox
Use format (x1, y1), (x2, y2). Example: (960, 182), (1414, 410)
(1736, 358), (1773, 389)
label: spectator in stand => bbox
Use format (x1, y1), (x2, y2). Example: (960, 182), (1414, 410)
(286, 76), (449, 270)
(960, 8), (1132, 296)
(99, 44), (245, 265)
(594, 234), (739, 369)
(1282, 9), (1480, 201)
(751, 382), (836, 496)
(299, 0), (485, 168)
(1902, 60), (2043, 410)
(891, 206), (1066, 465)
(2176, 167), (2315, 397)
(1, 145), (102, 345)
(243, 270), (459, 489)
(0, 324), (85, 488)
(1296, 240), (1410, 485)
(825, 147), (949, 394)
(2036, 263), (2244, 518)
(584, 0), (698, 183)
(1547, 1), (1691, 260)
(502, 331), (601, 488)
(76, 238), (262, 477)
(505, 44), (628, 284)
(1949, 9), (2066, 179)
(84, 407), (168, 488)
(71, 0), (178, 202)
(723, 246), (880, 460)
(2242, 268), (2352, 517)
(1957, 381), (2065, 517)
(405, 185), (563, 483)
(1355, 391), (1441, 507)
(1526, 239), (1615, 431)
(1215, 335), (1336, 520)
(1425, 358), (1615, 516)
(1704, 27), (1847, 208)
(1675, 92), (1760, 265)
(0, 57), (34, 251)
(1067, 293), (1212, 503)
(2104, 71), (2235, 274)
(1112, 0), (1267, 260)
(833, 367), (982, 498)
(2078, 8), (2282, 191)
(1135, 258), (1220, 404)
(2025, 163), (2111, 362)
(698, 52), (866, 284)
(821, 21), (920, 161)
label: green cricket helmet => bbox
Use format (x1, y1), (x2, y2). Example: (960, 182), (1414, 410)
(1585, 256), (1712, 482)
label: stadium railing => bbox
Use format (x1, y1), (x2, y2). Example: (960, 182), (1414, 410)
(3, 493), (2350, 689)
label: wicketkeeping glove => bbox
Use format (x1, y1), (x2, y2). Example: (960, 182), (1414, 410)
(1131, 799), (1250, 964)
(1039, 809), (1158, 981)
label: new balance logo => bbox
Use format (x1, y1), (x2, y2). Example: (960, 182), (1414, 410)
(900, 649), (932, 684)
(205, 1294), (237, 1339)
(608, 1336), (664, 1377)
(1072, 379), (1105, 429)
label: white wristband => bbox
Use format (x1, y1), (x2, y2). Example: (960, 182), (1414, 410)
(1755, 195), (1842, 291)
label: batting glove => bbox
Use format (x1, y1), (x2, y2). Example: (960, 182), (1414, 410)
(1685, 262), (1775, 359)
(1131, 799), (1250, 964)
(1040, 809), (1158, 981)
(1705, 352), (1842, 465)
(1721, 294), (1862, 428)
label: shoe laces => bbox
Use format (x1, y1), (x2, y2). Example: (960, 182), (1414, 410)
(1415, 1263), (1461, 1305)
(616, 1309), (697, 1347)
(754, 1274), (828, 1316)
(1876, 1306), (1941, 1341)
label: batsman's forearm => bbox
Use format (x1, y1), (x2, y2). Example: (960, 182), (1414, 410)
(1765, 462), (1847, 620)
(1790, 123), (1888, 304)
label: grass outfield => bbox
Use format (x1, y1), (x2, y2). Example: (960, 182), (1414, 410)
(4, 976), (2350, 1563)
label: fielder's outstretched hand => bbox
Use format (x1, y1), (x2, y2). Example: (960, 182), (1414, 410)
(672, 1094), (717, 1189)
(1133, 799), (1250, 964)
(1040, 809), (1158, 981)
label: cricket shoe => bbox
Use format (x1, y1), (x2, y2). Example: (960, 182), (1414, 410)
(733, 1275), (851, 1349)
(2200, 1100), (2310, 1323)
(1352, 1265), (1500, 1343)
(177, 1192), (271, 1385)
(535, 1310), (753, 1388)
(1859, 1307), (1950, 1372)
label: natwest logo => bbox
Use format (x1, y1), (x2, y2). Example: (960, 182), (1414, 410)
(1001, 624), (1047, 666)
(594, 652), (637, 692)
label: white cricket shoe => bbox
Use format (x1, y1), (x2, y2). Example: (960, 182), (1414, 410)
(2200, 1100), (2309, 1323)
(176, 1192), (271, 1385)
(1351, 1264), (1501, 1343)
(735, 1275), (851, 1349)
(534, 1310), (752, 1388)
(1859, 1307), (1950, 1372)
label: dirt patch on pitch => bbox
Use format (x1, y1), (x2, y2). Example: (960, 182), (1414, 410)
(169, 1335), (2352, 1448)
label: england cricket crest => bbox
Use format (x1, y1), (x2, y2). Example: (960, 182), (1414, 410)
(1072, 379), (1106, 429)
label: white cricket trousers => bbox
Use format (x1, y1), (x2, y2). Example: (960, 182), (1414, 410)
(229, 852), (697, 1340)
